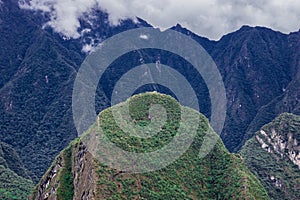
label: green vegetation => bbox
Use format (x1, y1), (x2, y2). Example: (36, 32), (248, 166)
(0, 142), (34, 199)
(37, 92), (268, 199)
(91, 93), (269, 199)
(95, 141), (269, 199)
(1, 3), (299, 183)
(57, 146), (74, 200)
(0, 142), (31, 179)
(0, 165), (34, 200)
(100, 93), (182, 153)
(1, 2), (299, 198)
(240, 113), (300, 200)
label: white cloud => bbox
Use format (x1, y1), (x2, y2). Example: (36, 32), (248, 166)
(139, 34), (149, 40)
(19, 0), (300, 40)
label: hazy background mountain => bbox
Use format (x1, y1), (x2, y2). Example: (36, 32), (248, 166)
(0, 0), (148, 182)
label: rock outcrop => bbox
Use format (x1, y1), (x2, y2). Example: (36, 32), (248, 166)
(31, 140), (100, 200)
(240, 113), (300, 200)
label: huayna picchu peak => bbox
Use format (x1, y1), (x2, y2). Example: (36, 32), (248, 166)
(31, 93), (269, 200)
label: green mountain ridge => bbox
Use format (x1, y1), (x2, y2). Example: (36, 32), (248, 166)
(240, 113), (300, 200)
(0, 142), (31, 179)
(31, 93), (269, 199)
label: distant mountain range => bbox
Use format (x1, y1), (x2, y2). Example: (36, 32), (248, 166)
(0, 0), (299, 197)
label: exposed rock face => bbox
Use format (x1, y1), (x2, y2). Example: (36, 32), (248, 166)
(269, 175), (282, 188)
(256, 129), (300, 169)
(72, 142), (99, 200)
(33, 157), (63, 200)
(240, 113), (300, 200)
(31, 140), (99, 200)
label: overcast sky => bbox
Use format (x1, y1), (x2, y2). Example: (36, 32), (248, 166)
(20, 0), (300, 40)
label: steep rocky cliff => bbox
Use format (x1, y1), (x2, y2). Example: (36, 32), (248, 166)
(240, 113), (300, 200)
(31, 139), (100, 200)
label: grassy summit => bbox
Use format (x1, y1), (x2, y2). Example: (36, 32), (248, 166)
(32, 92), (269, 199)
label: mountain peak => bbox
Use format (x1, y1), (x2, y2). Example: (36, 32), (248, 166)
(31, 92), (269, 200)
